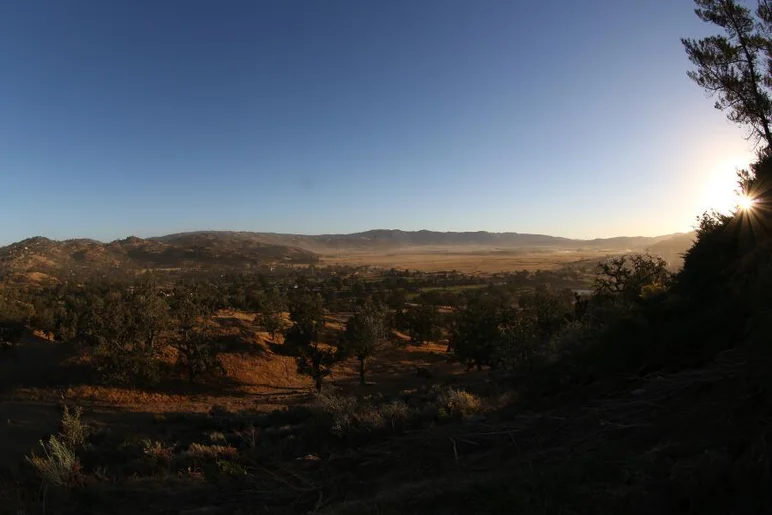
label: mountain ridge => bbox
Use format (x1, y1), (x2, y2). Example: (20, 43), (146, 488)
(0, 229), (695, 284)
(152, 229), (691, 252)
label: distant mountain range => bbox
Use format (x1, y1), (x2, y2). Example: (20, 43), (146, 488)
(207, 229), (693, 253)
(0, 229), (695, 283)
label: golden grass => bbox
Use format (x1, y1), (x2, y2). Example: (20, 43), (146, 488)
(3, 309), (471, 416)
(320, 248), (611, 273)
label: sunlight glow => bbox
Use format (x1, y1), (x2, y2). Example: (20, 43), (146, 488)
(698, 157), (751, 214)
(738, 194), (756, 211)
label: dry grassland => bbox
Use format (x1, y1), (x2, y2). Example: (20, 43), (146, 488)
(320, 246), (613, 272)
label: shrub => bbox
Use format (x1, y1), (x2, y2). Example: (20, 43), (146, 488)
(185, 443), (239, 461)
(60, 405), (88, 449)
(432, 387), (481, 418)
(379, 400), (410, 430)
(142, 439), (174, 468)
(316, 394), (361, 434)
(26, 406), (91, 488)
(316, 394), (413, 435)
(208, 431), (227, 443)
(26, 435), (80, 488)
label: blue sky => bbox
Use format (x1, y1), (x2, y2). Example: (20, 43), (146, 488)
(0, 0), (756, 243)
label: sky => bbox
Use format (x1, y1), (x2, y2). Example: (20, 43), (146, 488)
(0, 0), (759, 244)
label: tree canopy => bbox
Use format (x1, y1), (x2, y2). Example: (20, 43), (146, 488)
(683, 0), (772, 150)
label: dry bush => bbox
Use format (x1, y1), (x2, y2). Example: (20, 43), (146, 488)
(236, 425), (259, 448)
(316, 394), (362, 434)
(25, 405), (90, 488)
(26, 435), (80, 488)
(60, 405), (88, 449)
(142, 439), (174, 467)
(208, 431), (227, 443)
(431, 386), (481, 418)
(379, 400), (410, 429)
(316, 390), (477, 437)
(316, 393), (399, 434)
(185, 443), (239, 461)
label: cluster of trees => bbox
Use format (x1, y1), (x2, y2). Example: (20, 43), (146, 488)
(0, 279), (226, 385)
(448, 255), (671, 373)
(281, 293), (388, 391)
(0, 248), (677, 393)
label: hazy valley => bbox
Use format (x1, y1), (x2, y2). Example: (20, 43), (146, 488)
(3, 1), (771, 513)
(0, 229), (694, 285)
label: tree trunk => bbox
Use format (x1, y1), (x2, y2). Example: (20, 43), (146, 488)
(359, 356), (367, 385)
(315, 375), (323, 392)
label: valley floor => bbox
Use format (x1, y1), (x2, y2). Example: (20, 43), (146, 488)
(320, 248), (613, 273)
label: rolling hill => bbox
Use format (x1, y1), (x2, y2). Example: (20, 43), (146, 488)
(156, 229), (693, 253)
(643, 231), (696, 265)
(0, 234), (318, 283)
(0, 229), (696, 283)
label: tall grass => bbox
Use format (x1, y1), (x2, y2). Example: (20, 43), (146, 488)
(25, 405), (88, 488)
(26, 435), (80, 488)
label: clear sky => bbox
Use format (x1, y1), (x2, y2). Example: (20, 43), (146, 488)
(0, 0), (758, 244)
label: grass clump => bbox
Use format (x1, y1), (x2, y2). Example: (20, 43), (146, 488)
(25, 405), (89, 488)
(185, 443), (239, 461)
(26, 434), (80, 488)
(316, 393), (410, 435)
(316, 388), (482, 438)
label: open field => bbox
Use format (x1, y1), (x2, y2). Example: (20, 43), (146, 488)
(320, 247), (616, 273)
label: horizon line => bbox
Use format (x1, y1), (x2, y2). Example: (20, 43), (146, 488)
(0, 227), (695, 247)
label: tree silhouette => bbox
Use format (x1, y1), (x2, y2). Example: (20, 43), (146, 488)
(683, 0), (772, 149)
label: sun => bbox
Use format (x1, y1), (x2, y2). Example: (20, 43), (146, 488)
(698, 156), (753, 214)
(738, 194), (756, 211)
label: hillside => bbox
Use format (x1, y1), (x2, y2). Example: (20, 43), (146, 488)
(644, 231), (696, 266)
(0, 234), (317, 283)
(0, 229), (695, 284)
(158, 229), (693, 253)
